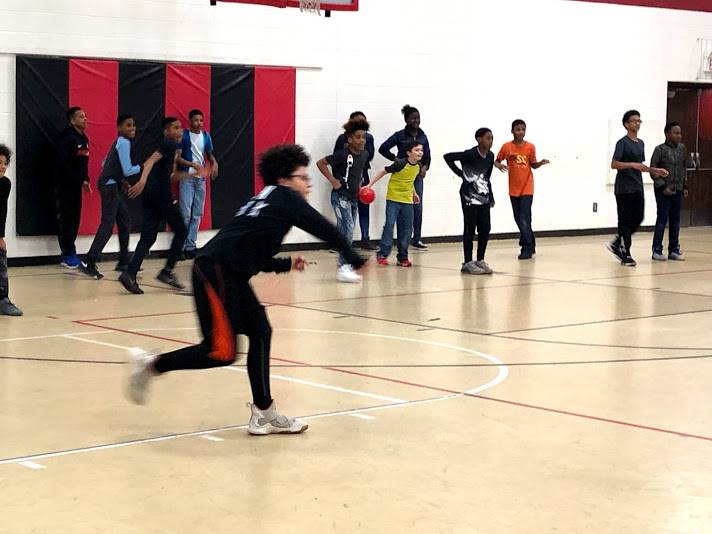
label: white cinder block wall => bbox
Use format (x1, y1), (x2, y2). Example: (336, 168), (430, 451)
(0, 0), (710, 258)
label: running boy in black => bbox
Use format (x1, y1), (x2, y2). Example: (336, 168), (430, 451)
(119, 117), (190, 294)
(0, 144), (22, 316)
(56, 106), (92, 269)
(444, 127), (496, 275)
(608, 110), (668, 267)
(126, 144), (366, 435)
(79, 114), (141, 279)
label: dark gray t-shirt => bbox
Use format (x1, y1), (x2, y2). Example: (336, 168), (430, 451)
(326, 148), (369, 201)
(613, 136), (645, 195)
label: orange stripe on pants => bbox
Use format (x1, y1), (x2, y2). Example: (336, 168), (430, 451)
(203, 279), (235, 362)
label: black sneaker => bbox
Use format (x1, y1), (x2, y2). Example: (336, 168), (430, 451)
(79, 261), (104, 280)
(156, 269), (185, 290)
(357, 240), (377, 251)
(183, 249), (197, 260)
(518, 251), (533, 260)
(412, 241), (428, 250)
(621, 255), (637, 267)
(119, 272), (144, 294)
(606, 239), (624, 261)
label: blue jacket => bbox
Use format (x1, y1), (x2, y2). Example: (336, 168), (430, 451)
(179, 129), (214, 171)
(378, 128), (431, 168)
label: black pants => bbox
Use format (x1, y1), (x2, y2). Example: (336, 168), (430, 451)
(510, 195), (535, 254)
(86, 184), (131, 265)
(652, 190), (682, 255)
(0, 249), (8, 300)
(56, 182), (83, 257)
(462, 202), (491, 262)
(128, 191), (187, 276)
(153, 257), (273, 409)
(615, 192), (645, 254)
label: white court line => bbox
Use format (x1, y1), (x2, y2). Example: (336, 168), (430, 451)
(348, 414), (375, 420)
(62, 335), (137, 352)
(18, 461), (46, 470)
(199, 435), (224, 442)
(0, 331), (112, 343)
(224, 367), (406, 404)
(275, 328), (509, 394)
(0, 395), (456, 467)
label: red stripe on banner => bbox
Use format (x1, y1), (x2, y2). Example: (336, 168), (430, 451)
(254, 67), (296, 194)
(69, 59), (118, 235)
(572, 0), (712, 12)
(165, 64), (213, 230)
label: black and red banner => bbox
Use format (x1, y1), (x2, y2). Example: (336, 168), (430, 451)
(15, 56), (295, 236)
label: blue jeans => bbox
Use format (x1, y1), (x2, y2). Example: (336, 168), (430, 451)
(652, 189), (682, 255)
(411, 176), (424, 243)
(330, 190), (358, 266)
(179, 176), (207, 251)
(510, 195), (535, 254)
(379, 200), (414, 262)
(358, 169), (371, 240)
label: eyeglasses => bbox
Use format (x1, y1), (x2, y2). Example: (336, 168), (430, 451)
(289, 173), (311, 182)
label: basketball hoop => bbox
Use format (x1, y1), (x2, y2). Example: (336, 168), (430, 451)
(299, 0), (321, 15)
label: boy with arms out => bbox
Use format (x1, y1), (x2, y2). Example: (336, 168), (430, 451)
(127, 144), (366, 435)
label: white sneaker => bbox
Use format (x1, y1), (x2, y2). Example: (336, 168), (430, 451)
(337, 264), (362, 283)
(248, 402), (308, 435)
(652, 252), (667, 261)
(668, 251), (685, 261)
(126, 348), (158, 405)
(475, 260), (493, 274)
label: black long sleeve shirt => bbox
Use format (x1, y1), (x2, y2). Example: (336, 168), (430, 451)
(57, 126), (90, 186)
(199, 185), (365, 276)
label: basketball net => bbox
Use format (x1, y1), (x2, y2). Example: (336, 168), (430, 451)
(299, 0), (321, 15)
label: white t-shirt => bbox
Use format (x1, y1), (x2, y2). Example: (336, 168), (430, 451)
(189, 131), (206, 175)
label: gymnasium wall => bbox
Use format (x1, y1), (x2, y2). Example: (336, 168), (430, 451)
(0, 0), (711, 259)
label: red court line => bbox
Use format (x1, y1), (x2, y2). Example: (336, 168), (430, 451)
(73, 315), (712, 444)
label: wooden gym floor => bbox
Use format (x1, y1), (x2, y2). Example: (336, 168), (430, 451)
(1, 228), (711, 533)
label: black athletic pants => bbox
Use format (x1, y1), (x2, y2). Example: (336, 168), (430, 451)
(462, 202), (491, 263)
(128, 190), (187, 277)
(86, 184), (131, 265)
(153, 257), (273, 410)
(56, 182), (83, 257)
(615, 192), (645, 254)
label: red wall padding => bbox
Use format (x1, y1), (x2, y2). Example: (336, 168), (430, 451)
(253, 67), (296, 194)
(165, 64), (213, 230)
(69, 59), (118, 235)
(573, 0), (712, 12)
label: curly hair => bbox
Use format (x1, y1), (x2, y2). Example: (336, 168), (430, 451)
(258, 144), (311, 186)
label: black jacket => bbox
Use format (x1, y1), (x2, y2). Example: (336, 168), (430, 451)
(199, 185), (365, 276)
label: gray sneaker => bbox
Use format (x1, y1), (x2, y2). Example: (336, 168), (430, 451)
(460, 261), (485, 275)
(651, 252), (667, 262)
(668, 251), (685, 261)
(0, 298), (23, 316)
(475, 260), (493, 274)
(248, 402), (308, 435)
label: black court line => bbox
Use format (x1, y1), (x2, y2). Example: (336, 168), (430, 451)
(267, 301), (712, 351)
(487, 307), (712, 335)
(4, 353), (712, 368)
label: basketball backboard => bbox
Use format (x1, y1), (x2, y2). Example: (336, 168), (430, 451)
(210, 0), (358, 13)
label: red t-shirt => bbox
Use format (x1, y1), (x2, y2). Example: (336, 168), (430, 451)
(496, 141), (537, 197)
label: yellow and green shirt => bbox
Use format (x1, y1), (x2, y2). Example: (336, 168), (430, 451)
(385, 159), (420, 204)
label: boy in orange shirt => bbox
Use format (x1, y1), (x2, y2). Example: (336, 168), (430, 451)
(495, 119), (549, 259)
